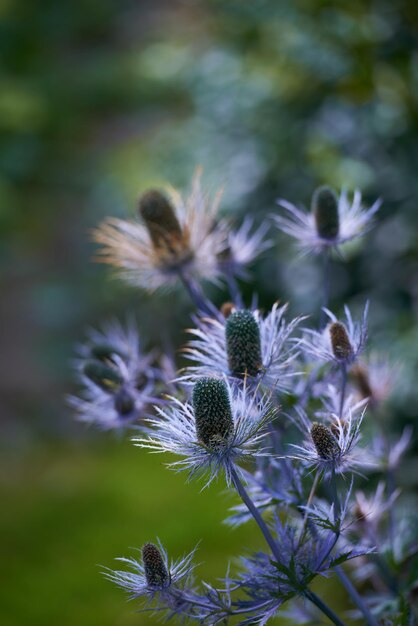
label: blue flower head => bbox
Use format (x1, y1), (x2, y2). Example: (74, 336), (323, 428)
(68, 319), (161, 430)
(274, 187), (381, 255)
(181, 303), (304, 394)
(134, 377), (276, 487)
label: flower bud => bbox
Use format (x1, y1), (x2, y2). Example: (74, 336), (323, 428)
(139, 190), (183, 251)
(83, 361), (123, 392)
(310, 422), (340, 460)
(351, 364), (372, 400)
(329, 322), (353, 361)
(220, 302), (236, 319)
(193, 378), (234, 449)
(226, 310), (262, 377)
(312, 186), (339, 240)
(142, 543), (171, 589)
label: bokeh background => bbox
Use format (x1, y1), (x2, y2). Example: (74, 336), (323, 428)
(1, 1), (417, 624)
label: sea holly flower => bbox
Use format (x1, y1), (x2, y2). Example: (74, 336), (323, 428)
(181, 303), (304, 393)
(351, 352), (398, 406)
(370, 426), (412, 472)
(352, 482), (401, 536)
(274, 185), (381, 255)
(301, 303), (368, 368)
(287, 399), (371, 476)
(68, 319), (160, 430)
(104, 540), (198, 618)
(93, 169), (226, 292)
(133, 377), (276, 486)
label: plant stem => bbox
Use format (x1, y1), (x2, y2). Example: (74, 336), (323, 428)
(178, 269), (214, 315)
(339, 363), (347, 420)
(320, 248), (331, 329)
(334, 566), (379, 626)
(230, 466), (280, 563)
(298, 471), (320, 547)
(304, 589), (347, 626)
(330, 466), (341, 524)
(225, 271), (244, 308)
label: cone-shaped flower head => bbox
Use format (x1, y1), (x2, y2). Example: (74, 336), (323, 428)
(288, 397), (371, 475)
(310, 422), (340, 460)
(142, 542), (171, 589)
(138, 190), (185, 255)
(226, 310), (262, 377)
(301, 303), (368, 367)
(329, 322), (353, 362)
(193, 378), (234, 449)
(312, 185), (339, 240)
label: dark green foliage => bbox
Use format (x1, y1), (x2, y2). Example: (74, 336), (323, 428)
(312, 186), (339, 240)
(226, 310), (262, 377)
(193, 378), (234, 449)
(142, 543), (171, 588)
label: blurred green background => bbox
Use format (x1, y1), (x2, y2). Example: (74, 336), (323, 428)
(1, 0), (417, 624)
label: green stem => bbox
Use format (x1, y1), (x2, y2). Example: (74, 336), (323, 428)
(230, 466), (280, 563)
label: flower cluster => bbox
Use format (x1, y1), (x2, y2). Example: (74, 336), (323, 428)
(69, 174), (414, 625)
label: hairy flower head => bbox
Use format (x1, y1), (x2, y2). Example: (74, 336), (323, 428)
(68, 319), (161, 430)
(274, 188), (381, 254)
(181, 303), (304, 393)
(301, 303), (368, 367)
(133, 377), (275, 486)
(93, 169), (226, 291)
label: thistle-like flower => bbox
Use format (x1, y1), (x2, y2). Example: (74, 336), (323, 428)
(351, 352), (398, 406)
(93, 170), (226, 291)
(301, 303), (368, 367)
(104, 540), (198, 618)
(217, 217), (272, 280)
(133, 377), (275, 486)
(68, 319), (160, 430)
(287, 398), (370, 475)
(274, 185), (381, 254)
(181, 303), (303, 393)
